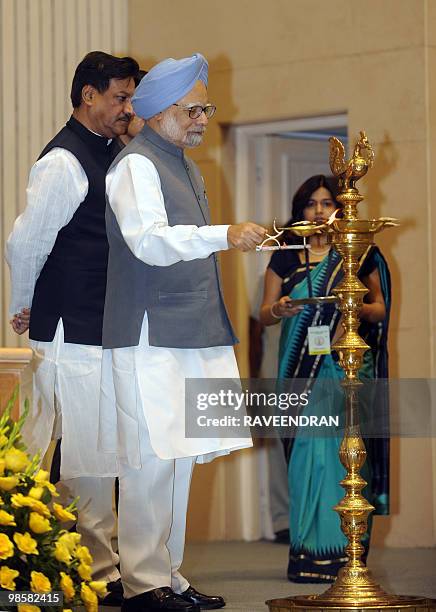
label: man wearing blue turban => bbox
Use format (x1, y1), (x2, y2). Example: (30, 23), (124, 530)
(101, 53), (266, 612)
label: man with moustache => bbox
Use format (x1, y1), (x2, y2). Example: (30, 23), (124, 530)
(101, 53), (266, 611)
(6, 50), (139, 604)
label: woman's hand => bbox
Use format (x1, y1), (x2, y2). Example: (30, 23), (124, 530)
(270, 296), (304, 319)
(260, 268), (304, 326)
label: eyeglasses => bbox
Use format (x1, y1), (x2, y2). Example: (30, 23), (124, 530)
(173, 103), (217, 119)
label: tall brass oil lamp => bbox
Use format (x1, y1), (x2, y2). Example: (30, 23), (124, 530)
(262, 132), (436, 611)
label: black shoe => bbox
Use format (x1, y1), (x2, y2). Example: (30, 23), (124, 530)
(121, 587), (200, 612)
(180, 586), (225, 610)
(101, 578), (124, 606)
(274, 528), (290, 544)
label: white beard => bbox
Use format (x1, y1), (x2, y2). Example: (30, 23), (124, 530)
(160, 113), (204, 148)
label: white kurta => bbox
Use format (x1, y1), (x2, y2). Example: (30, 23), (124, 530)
(101, 154), (252, 465)
(6, 148), (88, 316)
(6, 147), (117, 477)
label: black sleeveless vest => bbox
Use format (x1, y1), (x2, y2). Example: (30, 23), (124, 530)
(29, 116), (120, 345)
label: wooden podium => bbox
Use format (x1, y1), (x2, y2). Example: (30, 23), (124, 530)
(0, 347), (33, 419)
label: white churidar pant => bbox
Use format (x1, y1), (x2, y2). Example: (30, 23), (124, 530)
(117, 403), (195, 597)
(26, 320), (119, 582)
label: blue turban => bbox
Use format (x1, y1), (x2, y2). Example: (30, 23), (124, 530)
(132, 53), (208, 120)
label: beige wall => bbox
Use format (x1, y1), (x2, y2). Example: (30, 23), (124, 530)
(129, 0), (436, 546)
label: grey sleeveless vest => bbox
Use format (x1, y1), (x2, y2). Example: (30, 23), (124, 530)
(102, 124), (238, 349)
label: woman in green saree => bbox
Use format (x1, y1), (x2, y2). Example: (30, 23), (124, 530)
(260, 175), (390, 583)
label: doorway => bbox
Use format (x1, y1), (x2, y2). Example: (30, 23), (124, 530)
(231, 114), (348, 538)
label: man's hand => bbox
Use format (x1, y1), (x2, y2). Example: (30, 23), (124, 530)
(227, 222), (266, 252)
(10, 308), (31, 335)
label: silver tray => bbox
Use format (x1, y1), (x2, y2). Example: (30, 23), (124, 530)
(290, 296), (338, 305)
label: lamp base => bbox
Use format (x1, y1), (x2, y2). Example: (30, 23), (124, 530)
(266, 595), (436, 612)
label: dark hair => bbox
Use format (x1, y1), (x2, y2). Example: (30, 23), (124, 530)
(283, 174), (341, 243)
(71, 51), (140, 108)
(134, 69), (147, 87)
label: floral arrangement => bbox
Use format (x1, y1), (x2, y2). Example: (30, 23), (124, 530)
(0, 391), (107, 611)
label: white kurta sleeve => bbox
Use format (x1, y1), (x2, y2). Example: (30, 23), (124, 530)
(5, 148), (88, 316)
(106, 154), (230, 266)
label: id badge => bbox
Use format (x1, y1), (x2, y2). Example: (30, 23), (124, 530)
(307, 325), (331, 355)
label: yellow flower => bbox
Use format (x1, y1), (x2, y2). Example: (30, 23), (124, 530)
(0, 457), (5, 474)
(0, 476), (19, 491)
(0, 434), (8, 448)
(77, 563), (92, 581)
(33, 469), (49, 483)
(54, 542), (72, 564)
(13, 532), (39, 555)
(0, 565), (19, 590)
(89, 581), (108, 598)
(30, 571), (51, 593)
(53, 503), (76, 522)
(33, 469), (59, 496)
(0, 533), (14, 559)
(0, 509), (16, 526)
(60, 572), (75, 602)
(81, 583), (98, 612)
(58, 531), (81, 552)
(4, 448), (30, 473)
(75, 545), (93, 565)
(17, 606), (41, 612)
(29, 511), (51, 534)
(11, 493), (51, 517)
(28, 487), (44, 500)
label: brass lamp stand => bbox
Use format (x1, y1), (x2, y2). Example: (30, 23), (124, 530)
(265, 132), (435, 611)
